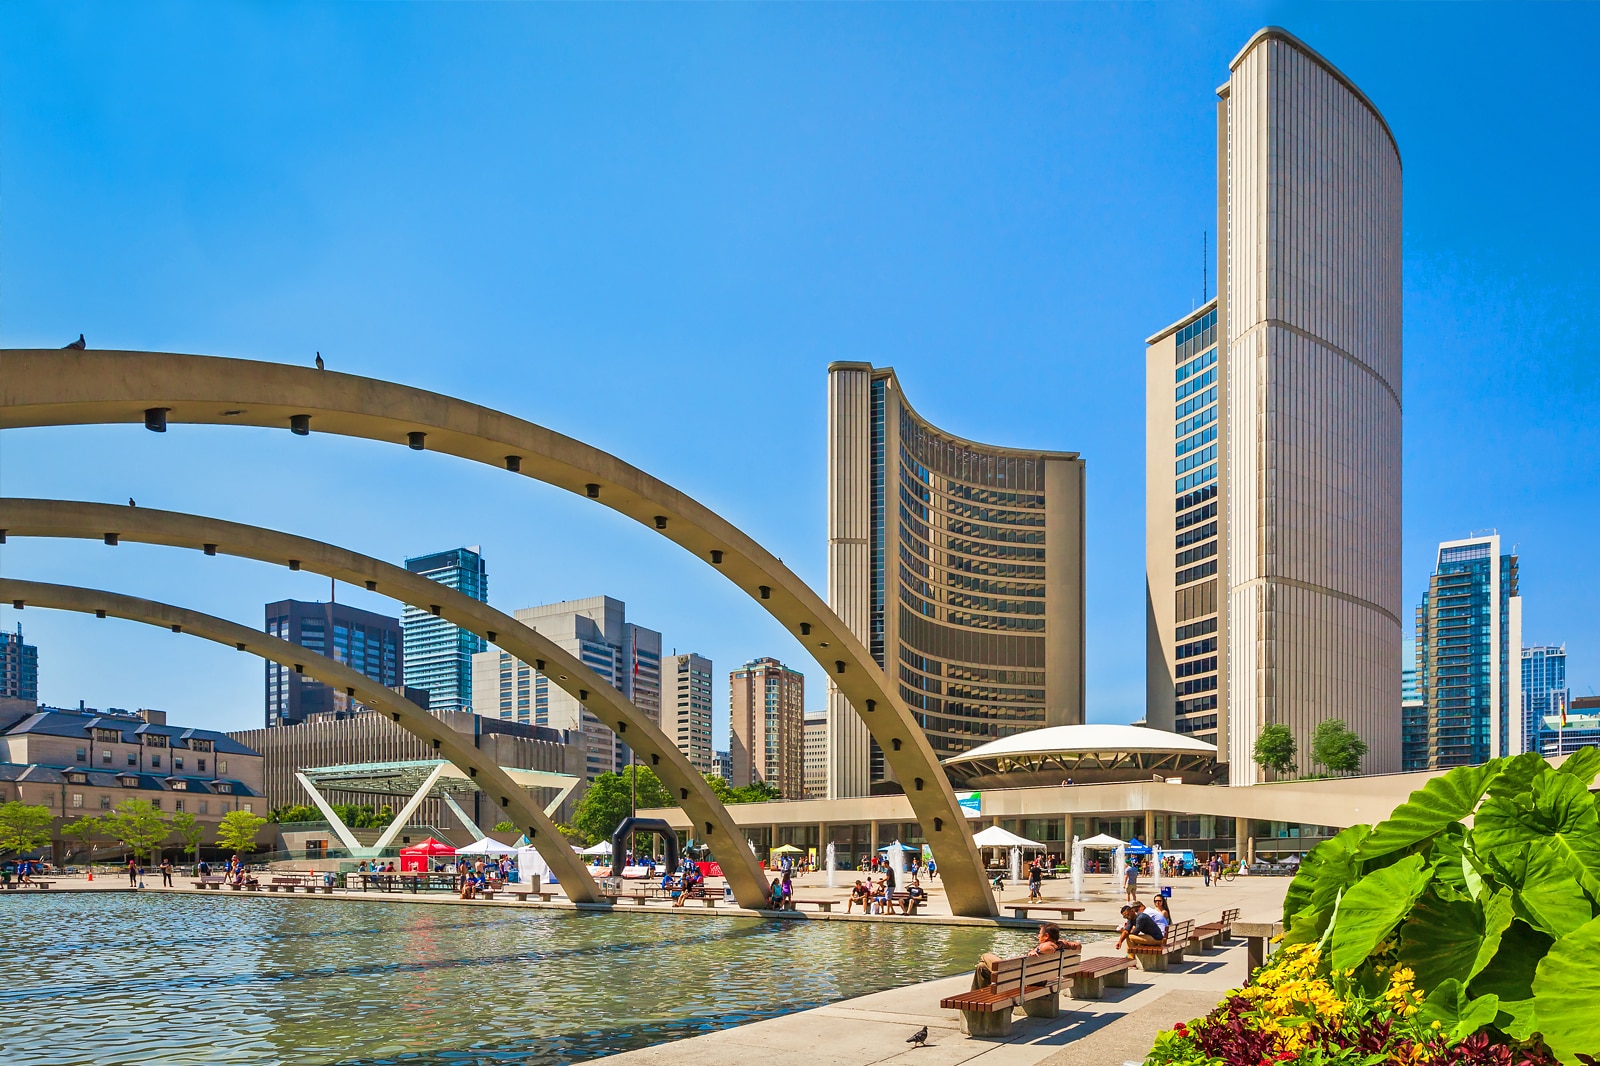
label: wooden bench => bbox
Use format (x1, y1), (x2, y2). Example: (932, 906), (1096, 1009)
(787, 898), (834, 913)
(5, 879), (55, 890)
(1193, 907), (1240, 950)
(1130, 919), (1192, 971)
(1064, 956), (1135, 999)
(940, 949), (1076, 1037)
(510, 890), (557, 903)
(191, 877), (225, 890)
(1006, 904), (1087, 921)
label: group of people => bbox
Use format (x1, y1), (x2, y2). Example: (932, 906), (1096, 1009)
(855, 853), (936, 880)
(845, 874), (926, 914)
(667, 860), (707, 906)
(1115, 896), (1174, 955)
(455, 858), (500, 899)
(0, 859), (46, 886)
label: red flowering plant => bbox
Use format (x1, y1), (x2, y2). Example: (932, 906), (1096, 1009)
(1144, 750), (1600, 1066)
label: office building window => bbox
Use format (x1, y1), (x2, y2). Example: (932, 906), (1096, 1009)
(76, 747), (87, 763)
(100, 795), (111, 809)
(71, 793), (83, 808)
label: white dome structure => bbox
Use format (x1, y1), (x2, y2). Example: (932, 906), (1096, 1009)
(942, 723), (1218, 788)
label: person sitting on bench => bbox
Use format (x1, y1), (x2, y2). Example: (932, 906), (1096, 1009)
(900, 879), (927, 914)
(971, 922), (1070, 989)
(1115, 903), (1164, 955)
(845, 879), (870, 913)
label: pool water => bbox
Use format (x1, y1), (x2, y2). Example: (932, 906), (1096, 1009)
(4, 893), (1054, 1065)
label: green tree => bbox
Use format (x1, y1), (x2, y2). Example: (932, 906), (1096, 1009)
(571, 766), (672, 844)
(216, 810), (269, 854)
(1311, 718), (1369, 775)
(731, 780), (782, 803)
(59, 814), (104, 863)
(1253, 723), (1298, 777)
(492, 820), (516, 833)
(704, 774), (733, 803)
(170, 811), (205, 861)
(0, 801), (55, 856)
(269, 804), (320, 824)
(103, 799), (171, 864)
(555, 822), (590, 846)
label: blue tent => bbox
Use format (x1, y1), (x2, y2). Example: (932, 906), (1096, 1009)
(1125, 838), (1153, 856)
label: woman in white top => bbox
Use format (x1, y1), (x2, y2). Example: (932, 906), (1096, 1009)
(1151, 894), (1173, 935)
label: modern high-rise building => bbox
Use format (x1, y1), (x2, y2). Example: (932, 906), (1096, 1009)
(661, 652), (715, 774)
(827, 363), (1085, 798)
(711, 749), (732, 784)
(1400, 665), (1428, 771)
(0, 624), (39, 703)
(1521, 644), (1567, 757)
(1145, 27), (1403, 784)
(469, 596), (660, 781)
(264, 600), (404, 726)
(1414, 534), (1522, 767)
(402, 548), (488, 714)
(802, 709), (829, 798)
(729, 656), (805, 798)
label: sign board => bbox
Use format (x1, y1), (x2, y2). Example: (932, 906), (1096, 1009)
(956, 791), (982, 817)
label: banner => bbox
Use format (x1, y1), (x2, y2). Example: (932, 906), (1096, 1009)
(956, 791), (981, 817)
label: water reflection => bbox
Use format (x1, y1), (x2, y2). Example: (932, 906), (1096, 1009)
(8, 894), (1058, 1065)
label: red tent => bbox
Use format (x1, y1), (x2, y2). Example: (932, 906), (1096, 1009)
(399, 837), (456, 872)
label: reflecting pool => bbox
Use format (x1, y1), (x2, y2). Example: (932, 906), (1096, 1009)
(5, 893), (1067, 1065)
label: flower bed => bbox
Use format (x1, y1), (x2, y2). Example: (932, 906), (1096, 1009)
(1143, 750), (1600, 1066)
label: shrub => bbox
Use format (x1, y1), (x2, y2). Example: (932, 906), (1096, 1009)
(1144, 749), (1600, 1066)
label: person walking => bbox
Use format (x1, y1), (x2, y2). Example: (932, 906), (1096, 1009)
(160, 857), (174, 888)
(1028, 857), (1044, 900)
(1122, 860), (1139, 903)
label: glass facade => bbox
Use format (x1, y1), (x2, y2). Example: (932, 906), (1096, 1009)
(1170, 308), (1220, 743)
(264, 601), (402, 726)
(0, 623), (39, 703)
(1522, 645), (1567, 757)
(1414, 538), (1519, 768)
(402, 547), (488, 714)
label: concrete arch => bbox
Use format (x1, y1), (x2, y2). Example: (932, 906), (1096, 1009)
(0, 497), (771, 908)
(0, 349), (997, 915)
(0, 577), (606, 904)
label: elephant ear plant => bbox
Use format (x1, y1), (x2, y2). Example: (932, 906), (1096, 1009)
(1278, 748), (1600, 1065)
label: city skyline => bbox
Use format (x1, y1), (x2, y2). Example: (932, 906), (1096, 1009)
(2, 6), (1597, 748)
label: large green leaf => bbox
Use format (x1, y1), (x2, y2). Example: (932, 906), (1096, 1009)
(1515, 840), (1597, 938)
(1469, 919), (1554, 1005)
(1428, 824), (1475, 902)
(1531, 916), (1600, 1065)
(1416, 978), (1501, 1043)
(1470, 890), (1515, 982)
(1474, 770), (1600, 899)
(1330, 852), (1432, 973)
(1356, 763), (1501, 863)
(1553, 744), (1600, 785)
(1283, 823), (1371, 925)
(1484, 751), (1547, 800)
(1398, 890), (1482, 988)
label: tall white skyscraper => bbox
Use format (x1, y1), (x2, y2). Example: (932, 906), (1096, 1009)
(470, 596), (660, 781)
(1146, 28), (1403, 783)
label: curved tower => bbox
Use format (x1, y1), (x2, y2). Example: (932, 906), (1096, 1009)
(828, 364), (1085, 797)
(1146, 27), (1403, 784)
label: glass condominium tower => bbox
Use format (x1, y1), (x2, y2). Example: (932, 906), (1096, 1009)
(827, 363), (1085, 798)
(1145, 28), (1404, 783)
(402, 547), (488, 714)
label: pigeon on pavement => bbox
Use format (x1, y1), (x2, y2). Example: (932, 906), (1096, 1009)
(907, 1026), (929, 1047)
(63, 334), (86, 350)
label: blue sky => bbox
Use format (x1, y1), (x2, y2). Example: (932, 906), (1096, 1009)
(2, 4), (1597, 748)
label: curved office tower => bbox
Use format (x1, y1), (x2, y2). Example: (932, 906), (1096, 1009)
(1146, 28), (1402, 784)
(828, 364), (1085, 798)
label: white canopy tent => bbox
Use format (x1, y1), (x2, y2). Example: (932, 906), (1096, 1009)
(971, 825), (1046, 849)
(1077, 833), (1127, 849)
(457, 837), (517, 856)
(576, 841), (613, 856)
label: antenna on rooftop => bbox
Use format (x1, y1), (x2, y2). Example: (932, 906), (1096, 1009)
(1203, 231), (1208, 303)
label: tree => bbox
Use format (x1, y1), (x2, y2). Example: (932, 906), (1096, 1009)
(170, 811), (205, 861)
(0, 801), (55, 856)
(704, 774), (733, 803)
(1311, 718), (1368, 775)
(103, 799), (171, 864)
(1253, 723), (1298, 777)
(731, 780), (782, 803)
(60, 814), (104, 863)
(269, 804), (320, 824)
(492, 820), (516, 834)
(216, 810), (269, 855)
(571, 766), (672, 844)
